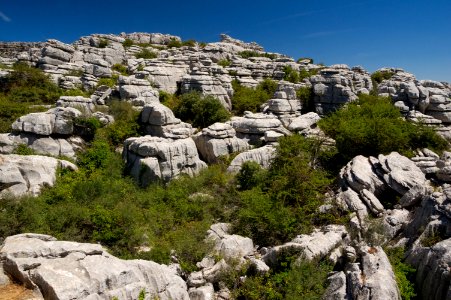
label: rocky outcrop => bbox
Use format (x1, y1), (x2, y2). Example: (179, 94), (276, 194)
(207, 223), (254, 259)
(311, 65), (372, 115)
(324, 246), (400, 300)
(141, 102), (195, 139)
(118, 75), (159, 106)
(193, 123), (251, 163)
(227, 145), (276, 172)
(123, 136), (207, 185)
(0, 233), (189, 300)
(0, 154), (77, 198)
(406, 239), (451, 300)
(337, 152), (427, 218)
(228, 112), (290, 145)
(262, 225), (348, 267)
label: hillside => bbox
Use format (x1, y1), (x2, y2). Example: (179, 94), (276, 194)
(0, 32), (450, 300)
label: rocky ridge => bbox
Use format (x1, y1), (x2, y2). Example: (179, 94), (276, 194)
(0, 32), (450, 299)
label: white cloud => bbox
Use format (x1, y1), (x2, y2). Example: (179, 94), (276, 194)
(0, 11), (11, 22)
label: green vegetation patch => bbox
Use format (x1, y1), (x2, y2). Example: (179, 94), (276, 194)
(239, 51), (278, 60)
(173, 91), (231, 128)
(231, 78), (277, 115)
(318, 94), (448, 161)
(134, 49), (158, 59)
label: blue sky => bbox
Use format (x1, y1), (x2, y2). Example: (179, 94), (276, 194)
(1, 0), (450, 82)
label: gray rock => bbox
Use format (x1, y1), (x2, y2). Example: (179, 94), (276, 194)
(0, 233), (189, 300)
(123, 136), (207, 185)
(346, 246), (400, 300)
(227, 145), (276, 173)
(0, 154), (77, 198)
(263, 225), (348, 266)
(379, 152), (426, 195)
(406, 238), (451, 300)
(287, 112), (321, 131)
(188, 284), (214, 300)
(207, 223), (254, 259)
(193, 123), (251, 163)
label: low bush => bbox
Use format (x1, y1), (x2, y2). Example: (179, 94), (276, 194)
(167, 38), (182, 48)
(98, 39), (109, 48)
(233, 135), (346, 246)
(218, 59), (231, 68)
(134, 49), (157, 59)
(318, 94), (448, 161)
(231, 78), (277, 115)
(122, 38), (134, 48)
(283, 66), (300, 83)
(296, 86), (315, 113)
(239, 51), (277, 60)
(299, 68), (319, 81)
(385, 247), (417, 300)
(97, 75), (119, 88)
(173, 91), (230, 128)
(112, 64), (129, 76)
(371, 70), (395, 84)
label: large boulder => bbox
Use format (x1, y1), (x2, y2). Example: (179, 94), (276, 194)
(141, 102), (195, 139)
(0, 233), (189, 300)
(207, 223), (254, 259)
(227, 145), (276, 173)
(263, 225), (348, 267)
(123, 136), (207, 185)
(193, 123), (251, 163)
(406, 238), (451, 300)
(0, 154), (77, 198)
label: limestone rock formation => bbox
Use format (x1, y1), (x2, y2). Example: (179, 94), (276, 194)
(0, 233), (189, 300)
(193, 123), (251, 163)
(140, 102), (195, 139)
(227, 145), (276, 172)
(0, 154), (77, 198)
(123, 136), (207, 185)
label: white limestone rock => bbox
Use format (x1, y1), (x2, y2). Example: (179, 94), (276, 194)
(193, 123), (251, 163)
(263, 225), (348, 267)
(227, 145), (276, 173)
(207, 223), (254, 259)
(0, 233), (189, 300)
(123, 136), (207, 185)
(0, 154), (77, 198)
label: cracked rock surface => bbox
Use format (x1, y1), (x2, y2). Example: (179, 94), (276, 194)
(0, 233), (189, 300)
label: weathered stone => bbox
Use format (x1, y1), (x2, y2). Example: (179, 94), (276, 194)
(0, 234), (189, 300)
(227, 145), (276, 173)
(123, 136), (206, 185)
(0, 154), (77, 198)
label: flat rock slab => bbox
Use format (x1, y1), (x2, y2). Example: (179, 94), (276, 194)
(0, 233), (189, 300)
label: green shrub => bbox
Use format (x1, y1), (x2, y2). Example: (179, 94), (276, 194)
(231, 78), (277, 115)
(122, 38), (134, 48)
(232, 254), (333, 300)
(0, 97), (47, 133)
(236, 161), (267, 190)
(385, 247), (417, 300)
(182, 39), (196, 47)
(65, 69), (84, 77)
(167, 38), (182, 48)
(299, 68), (319, 81)
(371, 70), (395, 84)
(239, 51), (277, 60)
(97, 75), (118, 88)
(296, 86), (315, 113)
(102, 100), (141, 146)
(218, 59), (231, 68)
(135, 49), (158, 59)
(0, 62), (62, 103)
(61, 88), (90, 97)
(98, 39), (109, 48)
(74, 117), (102, 142)
(14, 144), (36, 155)
(283, 66), (300, 83)
(159, 90), (180, 111)
(233, 135), (342, 246)
(174, 91), (230, 128)
(112, 64), (129, 76)
(318, 94), (448, 160)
